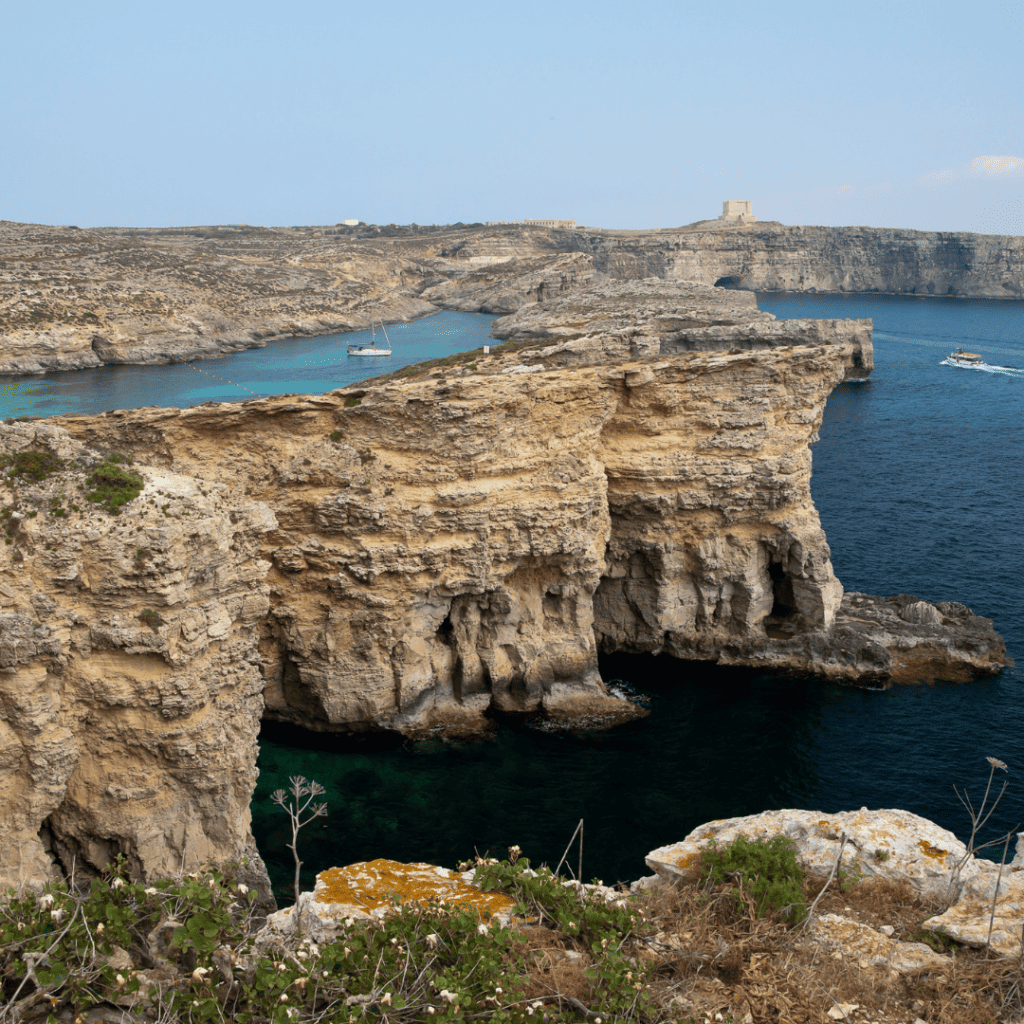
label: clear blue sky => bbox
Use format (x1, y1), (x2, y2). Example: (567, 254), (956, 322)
(2, 0), (1021, 233)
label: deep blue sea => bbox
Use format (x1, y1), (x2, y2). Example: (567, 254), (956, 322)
(2, 296), (1022, 896)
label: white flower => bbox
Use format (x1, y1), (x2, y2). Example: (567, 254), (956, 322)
(279, 994), (289, 1003)
(237, 883), (249, 894)
(192, 967), (209, 983)
(278, 963), (289, 972)
(96, 923), (105, 934)
(426, 933), (439, 948)
(39, 893), (54, 909)
(50, 909), (65, 924)
(476, 923), (489, 936)
(427, 1008), (436, 1016)
(495, 987), (502, 995)
(115, 975), (126, 989)
(440, 990), (457, 1003)
(111, 878), (124, 890)
(144, 887), (158, 896)
(381, 993), (392, 1006)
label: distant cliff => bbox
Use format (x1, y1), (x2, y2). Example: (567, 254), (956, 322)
(555, 223), (1024, 299)
(1, 220), (1020, 374)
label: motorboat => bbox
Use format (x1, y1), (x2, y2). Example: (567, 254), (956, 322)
(946, 349), (985, 369)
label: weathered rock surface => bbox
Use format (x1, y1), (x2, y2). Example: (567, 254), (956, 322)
(260, 859), (518, 944)
(2, 219), (1020, 374)
(0, 420), (275, 892)
(646, 807), (1024, 956)
(490, 277), (874, 380)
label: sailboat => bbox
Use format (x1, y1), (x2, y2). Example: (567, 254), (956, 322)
(347, 302), (392, 357)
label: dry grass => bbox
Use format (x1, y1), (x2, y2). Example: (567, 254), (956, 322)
(630, 872), (1024, 1024)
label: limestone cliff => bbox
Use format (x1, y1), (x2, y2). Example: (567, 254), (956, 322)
(0, 421), (274, 891)
(2, 219), (1019, 374)
(553, 223), (1024, 298)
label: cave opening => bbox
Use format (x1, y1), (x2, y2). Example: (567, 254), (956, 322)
(768, 559), (797, 618)
(714, 275), (744, 289)
(436, 613), (455, 647)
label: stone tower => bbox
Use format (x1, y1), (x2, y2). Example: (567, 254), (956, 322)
(718, 200), (756, 224)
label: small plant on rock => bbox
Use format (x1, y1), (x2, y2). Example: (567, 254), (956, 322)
(271, 775), (328, 907)
(694, 833), (807, 924)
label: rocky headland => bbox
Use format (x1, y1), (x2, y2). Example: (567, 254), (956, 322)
(1, 218), (1020, 374)
(0, 277), (1009, 890)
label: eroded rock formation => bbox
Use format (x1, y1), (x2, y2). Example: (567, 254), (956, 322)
(0, 280), (1007, 887)
(0, 421), (274, 891)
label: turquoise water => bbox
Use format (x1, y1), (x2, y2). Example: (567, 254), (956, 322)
(2, 293), (1022, 895)
(0, 310), (497, 419)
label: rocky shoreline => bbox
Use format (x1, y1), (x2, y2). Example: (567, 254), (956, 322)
(2, 219), (1020, 375)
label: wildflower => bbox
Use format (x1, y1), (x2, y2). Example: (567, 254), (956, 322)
(343, 947), (351, 957)
(293, 977), (309, 990)
(39, 893), (54, 909)
(426, 933), (440, 949)
(278, 962), (289, 971)
(50, 909), (65, 924)
(111, 878), (124, 889)
(115, 975), (126, 989)
(322, 971), (330, 978)
(390, 937), (398, 945)
(279, 994), (289, 1003)
(427, 1008), (436, 1016)
(96, 923), (105, 934)
(192, 967), (209, 983)
(601, 938), (608, 949)
(440, 990), (457, 1003)
(495, 987), (502, 995)
(144, 887), (158, 896)
(237, 883), (249, 894)
(381, 993), (392, 1006)
(987, 757), (1009, 771)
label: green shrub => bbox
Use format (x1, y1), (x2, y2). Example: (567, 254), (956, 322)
(3, 449), (63, 482)
(344, 396), (361, 408)
(695, 833), (807, 924)
(330, 430), (342, 442)
(86, 459), (143, 514)
(138, 608), (165, 631)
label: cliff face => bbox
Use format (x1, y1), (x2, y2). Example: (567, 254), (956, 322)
(47, 291), (857, 742)
(554, 224), (1024, 298)
(0, 421), (275, 890)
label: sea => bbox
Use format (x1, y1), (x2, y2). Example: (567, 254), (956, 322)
(1, 296), (1022, 896)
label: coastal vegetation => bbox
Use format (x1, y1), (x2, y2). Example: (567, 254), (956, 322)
(1, 832), (1020, 1024)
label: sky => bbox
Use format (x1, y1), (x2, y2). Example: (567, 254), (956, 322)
(2, 0), (1022, 233)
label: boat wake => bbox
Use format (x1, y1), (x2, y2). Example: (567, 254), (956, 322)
(941, 358), (1024, 377)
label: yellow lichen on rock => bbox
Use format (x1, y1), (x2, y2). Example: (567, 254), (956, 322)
(316, 859), (517, 919)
